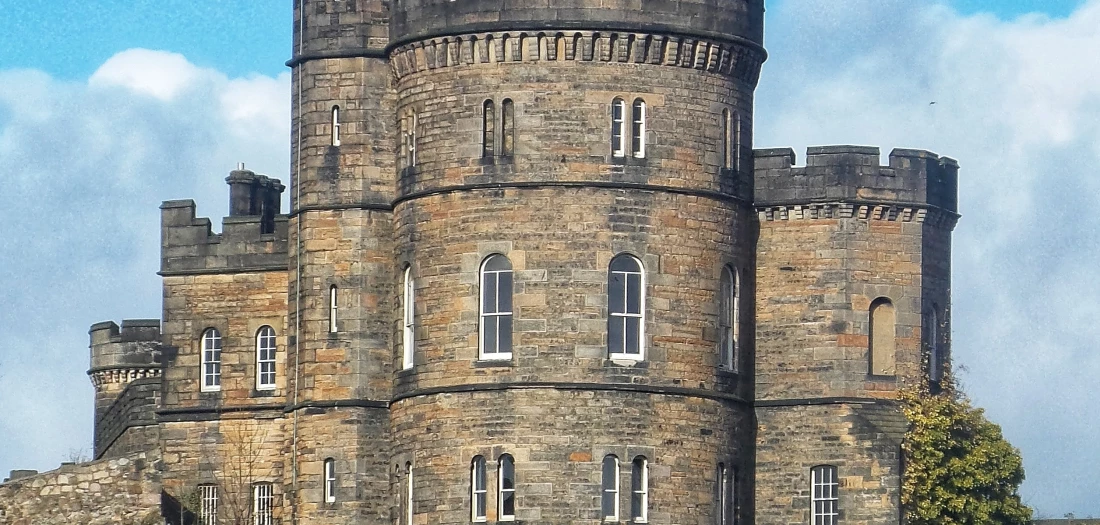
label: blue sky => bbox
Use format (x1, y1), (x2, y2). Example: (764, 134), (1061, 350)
(0, 0), (1098, 519)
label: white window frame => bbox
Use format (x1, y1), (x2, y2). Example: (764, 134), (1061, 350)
(602, 455), (620, 522)
(256, 326), (277, 390)
(632, 98), (646, 158)
(717, 464), (728, 525)
(611, 98), (626, 157)
(472, 456), (487, 522)
(406, 462), (414, 525)
(608, 255), (645, 360)
(811, 465), (839, 525)
(480, 255), (514, 360)
(403, 266), (415, 370)
(201, 328), (222, 392)
(631, 457), (648, 523)
(199, 484), (218, 525)
(329, 285), (338, 333)
(324, 458), (337, 503)
(253, 482), (273, 525)
(498, 454), (516, 522)
(331, 105), (341, 147)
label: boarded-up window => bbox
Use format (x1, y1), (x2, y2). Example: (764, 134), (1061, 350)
(869, 298), (896, 376)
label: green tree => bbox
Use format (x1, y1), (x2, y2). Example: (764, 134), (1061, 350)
(900, 366), (1032, 525)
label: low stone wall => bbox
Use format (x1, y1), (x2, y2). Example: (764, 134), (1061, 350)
(0, 453), (160, 525)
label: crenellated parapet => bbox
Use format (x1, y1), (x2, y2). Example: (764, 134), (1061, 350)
(88, 320), (164, 388)
(88, 320), (165, 459)
(160, 167), (288, 276)
(754, 146), (959, 222)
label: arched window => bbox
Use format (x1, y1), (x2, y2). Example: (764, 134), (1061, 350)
(201, 328), (222, 392)
(631, 456), (648, 523)
(601, 455), (620, 521)
(331, 105), (341, 147)
(471, 456), (487, 522)
(253, 482), (274, 525)
(329, 285), (338, 334)
(482, 100), (496, 158)
(720, 109), (732, 169)
(869, 298), (896, 376)
(498, 454), (516, 521)
(256, 326), (276, 390)
(929, 306), (942, 382)
(608, 254), (645, 359)
(611, 98), (626, 157)
(480, 255), (514, 359)
(324, 458), (337, 503)
(405, 462), (414, 525)
(811, 465), (839, 525)
(199, 484), (218, 525)
(632, 98), (646, 158)
(403, 266), (415, 370)
(501, 99), (515, 157)
(719, 266), (739, 371)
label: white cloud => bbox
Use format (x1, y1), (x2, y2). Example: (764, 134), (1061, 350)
(0, 49), (288, 479)
(758, 0), (1100, 515)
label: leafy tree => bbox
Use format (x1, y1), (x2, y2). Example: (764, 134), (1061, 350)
(900, 364), (1032, 525)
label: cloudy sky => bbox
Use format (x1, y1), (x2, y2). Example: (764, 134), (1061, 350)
(0, 0), (1096, 518)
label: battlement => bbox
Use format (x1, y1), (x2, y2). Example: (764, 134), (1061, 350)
(160, 167), (288, 276)
(89, 320), (163, 374)
(754, 146), (958, 214)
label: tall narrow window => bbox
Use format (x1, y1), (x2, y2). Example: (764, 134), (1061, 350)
(501, 99), (515, 157)
(716, 464), (728, 525)
(929, 306), (942, 382)
(329, 285), (339, 333)
(410, 112), (418, 166)
(403, 112), (418, 169)
(324, 458), (337, 503)
(201, 328), (222, 392)
(331, 106), (341, 146)
(405, 462), (414, 525)
(631, 456), (648, 523)
(480, 255), (514, 360)
(720, 109), (732, 169)
(403, 266), (415, 370)
(199, 484), (218, 525)
(719, 266), (738, 371)
(869, 298), (897, 376)
(256, 326), (276, 390)
(734, 112), (742, 172)
(471, 456), (487, 522)
(811, 465), (839, 525)
(499, 454), (516, 521)
(602, 455), (620, 521)
(482, 100), (496, 158)
(611, 98), (626, 157)
(253, 483), (273, 525)
(608, 255), (645, 359)
(632, 98), (646, 158)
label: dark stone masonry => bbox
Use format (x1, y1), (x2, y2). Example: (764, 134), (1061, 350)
(0, 2), (961, 524)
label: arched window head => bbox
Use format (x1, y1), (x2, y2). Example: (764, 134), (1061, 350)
(471, 456), (487, 522)
(611, 98), (626, 157)
(631, 456), (648, 523)
(256, 326), (276, 390)
(501, 99), (515, 157)
(480, 255), (514, 360)
(331, 105), (341, 146)
(869, 298), (896, 376)
(329, 286), (339, 334)
(601, 455), (620, 521)
(811, 465), (839, 525)
(719, 266), (739, 371)
(498, 454), (516, 521)
(631, 98), (646, 158)
(403, 266), (415, 370)
(608, 255), (645, 360)
(482, 100), (496, 158)
(324, 458), (337, 503)
(201, 328), (222, 392)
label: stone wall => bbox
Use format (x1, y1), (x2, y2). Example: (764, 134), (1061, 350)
(0, 454), (160, 525)
(95, 377), (160, 459)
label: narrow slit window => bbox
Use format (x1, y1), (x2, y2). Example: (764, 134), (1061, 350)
(483, 100), (496, 158)
(870, 298), (897, 376)
(632, 98), (646, 158)
(721, 109), (731, 169)
(929, 306), (942, 382)
(631, 456), (648, 523)
(331, 106), (341, 146)
(811, 465), (839, 525)
(405, 462), (414, 525)
(324, 458), (336, 503)
(608, 255), (645, 359)
(403, 266), (415, 370)
(480, 254), (514, 360)
(199, 484), (218, 525)
(501, 99), (515, 157)
(717, 464), (728, 525)
(499, 454), (516, 521)
(719, 267), (737, 370)
(602, 455), (620, 521)
(329, 285), (338, 334)
(472, 456), (487, 522)
(201, 328), (222, 392)
(734, 112), (742, 172)
(256, 326), (277, 390)
(253, 483), (273, 525)
(611, 98), (626, 157)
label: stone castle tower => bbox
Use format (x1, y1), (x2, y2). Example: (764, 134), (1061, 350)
(0, 2), (959, 525)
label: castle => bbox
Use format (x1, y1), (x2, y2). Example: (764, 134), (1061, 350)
(0, 1), (959, 524)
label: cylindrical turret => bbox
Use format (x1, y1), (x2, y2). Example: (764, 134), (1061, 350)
(88, 320), (163, 459)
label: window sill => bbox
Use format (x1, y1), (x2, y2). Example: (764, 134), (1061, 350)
(474, 358), (514, 368)
(252, 388), (277, 398)
(866, 374), (897, 382)
(717, 367), (741, 378)
(606, 357), (647, 368)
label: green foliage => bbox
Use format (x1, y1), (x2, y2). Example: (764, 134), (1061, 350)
(900, 367), (1032, 525)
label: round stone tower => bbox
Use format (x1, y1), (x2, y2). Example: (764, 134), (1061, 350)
(386, 1), (766, 524)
